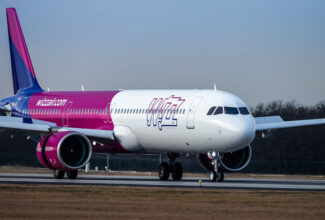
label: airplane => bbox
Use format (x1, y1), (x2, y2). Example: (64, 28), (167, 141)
(1, 8), (325, 182)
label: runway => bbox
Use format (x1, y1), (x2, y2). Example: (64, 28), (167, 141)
(0, 173), (324, 191)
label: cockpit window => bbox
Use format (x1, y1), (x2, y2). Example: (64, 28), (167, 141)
(213, 106), (223, 115)
(224, 107), (239, 115)
(207, 106), (216, 115)
(239, 107), (250, 115)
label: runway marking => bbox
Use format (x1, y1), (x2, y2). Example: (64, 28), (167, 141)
(0, 173), (324, 191)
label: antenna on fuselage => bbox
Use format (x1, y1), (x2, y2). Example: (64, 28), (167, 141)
(81, 84), (85, 92)
(213, 83), (217, 92)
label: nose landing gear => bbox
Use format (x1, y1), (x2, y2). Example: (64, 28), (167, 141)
(210, 170), (224, 182)
(158, 153), (183, 181)
(209, 152), (224, 182)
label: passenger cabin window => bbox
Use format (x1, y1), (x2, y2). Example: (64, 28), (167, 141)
(207, 107), (216, 115)
(239, 107), (250, 115)
(224, 107), (239, 115)
(213, 106), (223, 115)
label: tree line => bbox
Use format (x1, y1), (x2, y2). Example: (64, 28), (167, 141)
(249, 100), (325, 174)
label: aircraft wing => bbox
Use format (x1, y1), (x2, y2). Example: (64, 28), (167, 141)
(255, 116), (325, 131)
(0, 116), (114, 140)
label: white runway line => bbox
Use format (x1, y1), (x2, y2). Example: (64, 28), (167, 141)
(0, 173), (324, 191)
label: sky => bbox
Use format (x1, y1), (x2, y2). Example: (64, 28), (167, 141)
(0, 0), (324, 107)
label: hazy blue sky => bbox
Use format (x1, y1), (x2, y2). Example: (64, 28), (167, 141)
(0, 0), (324, 106)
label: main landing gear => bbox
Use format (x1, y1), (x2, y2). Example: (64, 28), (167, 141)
(158, 153), (183, 181)
(53, 169), (78, 179)
(209, 151), (224, 182)
(53, 169), (65, 179)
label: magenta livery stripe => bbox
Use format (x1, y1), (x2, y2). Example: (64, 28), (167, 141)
(28, 90), (128, 153)
(28, 91), (120, 130)
(6, 8), (36, 78)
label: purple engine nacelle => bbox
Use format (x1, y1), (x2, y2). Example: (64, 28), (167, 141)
(198, 145), (252, 172)
(36, 131), (92, 171)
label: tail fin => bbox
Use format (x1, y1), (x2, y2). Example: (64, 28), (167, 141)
(6, 8), (43, 95)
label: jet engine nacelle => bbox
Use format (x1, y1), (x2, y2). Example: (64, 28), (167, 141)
(36, 131), (92, 171)
(198, 145), (252, 172)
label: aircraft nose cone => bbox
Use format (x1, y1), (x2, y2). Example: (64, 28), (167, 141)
(229, 116), (255, 148)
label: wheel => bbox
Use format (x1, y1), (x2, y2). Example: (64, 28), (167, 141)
(158, 162), (170, 180)
(53, 170), (65, 179)
(216, 172), (224, 182)
(67, 170), (78, 179)
(210, 171), (216, 182)
(171, 162), (183, 181)
(209, 171), (224, 182)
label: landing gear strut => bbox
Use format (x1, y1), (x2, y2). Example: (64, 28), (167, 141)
(158, 153), (183, 181)
(210, 152), (224, 182)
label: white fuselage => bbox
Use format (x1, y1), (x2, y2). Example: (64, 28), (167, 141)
(111, 90), (256, 153)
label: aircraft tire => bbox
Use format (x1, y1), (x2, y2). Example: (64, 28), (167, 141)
(216, 171), (224, 182)
(210, 171), (224, 182)
(67, 170), (78, 179)
(53, 169), (65, 179)
(210, 171), (217, 182)
(158, 162), (170, 180)
(171, 162), (183, 181)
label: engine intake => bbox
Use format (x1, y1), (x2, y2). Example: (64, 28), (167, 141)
(36, 131), (92, 170)
(198, 145), (252, 172)
(220, 145), (252, 172)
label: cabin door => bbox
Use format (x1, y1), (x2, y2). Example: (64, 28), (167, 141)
(104, 102), (113, 124)
(62, 101), (73, 126)
(186, 97), (203, 129)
